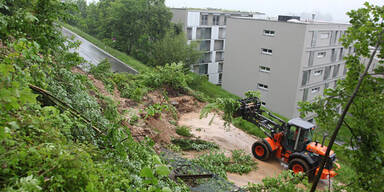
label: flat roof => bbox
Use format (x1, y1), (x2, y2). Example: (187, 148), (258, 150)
(288, 118), (315, 129)
(170, 7), (264, 15)
(229, 16), (350, 26)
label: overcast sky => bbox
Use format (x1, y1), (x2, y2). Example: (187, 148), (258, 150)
(85, 0), (383, 23)
(165, 0), (383, 22)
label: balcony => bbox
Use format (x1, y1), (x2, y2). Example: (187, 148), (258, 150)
(214, 40), (224, 51)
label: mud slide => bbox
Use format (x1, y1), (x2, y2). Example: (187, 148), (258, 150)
(179, 112), (284, 186)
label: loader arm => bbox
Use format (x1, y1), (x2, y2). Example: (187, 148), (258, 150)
(235, 97), (286, 140)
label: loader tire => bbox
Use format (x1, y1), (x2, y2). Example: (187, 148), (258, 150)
(251, 141), (271, 161)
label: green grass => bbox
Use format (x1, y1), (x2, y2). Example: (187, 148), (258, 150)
(61, 23), (149, 73)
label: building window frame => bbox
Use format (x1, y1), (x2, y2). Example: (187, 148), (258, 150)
(259, 66), (271, 73)
(314, 70), (322, 76)
(317, 51), (326, 58)
(258, 83), (269, 90)
(213, 15), (220, 25)
(261, 48), (273, 55)
(201, 15), (208, 25)
(311, 87), (320, 93)
(263, 30), (275, 36)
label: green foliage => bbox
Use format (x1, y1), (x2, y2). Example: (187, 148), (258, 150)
(299, 3), (384, 191)
(149, 29), (201, 67)
(129, 114), (139, 125)
(245, 171), (309, 192)
(200, 98), (241, 126)
(171, 139), (219, 151)
(142, 63), (193, 91)
(191, 150), (257, 178)
(143, 103), (169, 119)
(89, 59), (116, 93)
(67, 0), (199, 67)
(244, 90), (260, 98)
(0, 2), (189, 191)
(232, 118), (266, 138)
(175, 126), (193, 137)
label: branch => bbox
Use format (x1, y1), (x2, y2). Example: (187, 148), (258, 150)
(310, 29), (384, 192)
(343, 120), (357, 149)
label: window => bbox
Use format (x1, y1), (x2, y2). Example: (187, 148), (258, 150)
(261, 48), (272, 55)
(213, 15), (220, 25)
(198, 64), (208, 74)
(331, 48), (336, 62)
(303, 88), (308, 101)
(199, 52), (211, 63)
(218, 63), (223, 73)
(302, 70), (311, 86)
(320, 32), (329, 39)
(197, 27), (211, 39)
(187, 27), (192, 40)
(201, 15), (208, 25)
(311, 87), (320, 93)
(258, 83), (269, 90)
(323, 66), (331, 80)
(215, 52), (224, 61)
(224, 16), (227, 25)
(263, 30), (275, 36)
(199, 40), (211, 51)
(314, 70), (322, 76)
(218, 73), (223, 83)
(317, 52), (326, 58)
(333, 64), (340, 78)
(259, 66), (271, 72)
(339, 48), (344, 61)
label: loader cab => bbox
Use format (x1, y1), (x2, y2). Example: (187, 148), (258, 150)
(284, 118), (315, 152)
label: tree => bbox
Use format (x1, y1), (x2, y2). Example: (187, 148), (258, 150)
(67, 0), (200, 67)
(299, 3), (384, 191)
(149, 25), (201, 67)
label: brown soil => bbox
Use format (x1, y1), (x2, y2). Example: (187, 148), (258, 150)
(179, 112), (284, 186)
(71, 67), (203, 146)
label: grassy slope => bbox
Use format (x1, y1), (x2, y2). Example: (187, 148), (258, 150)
(61, 23), (285, 138)
(62, 23), (353, 184)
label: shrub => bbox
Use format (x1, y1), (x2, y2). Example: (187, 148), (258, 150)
(176, 126), (193, 137)
(171, 138), (219, 151)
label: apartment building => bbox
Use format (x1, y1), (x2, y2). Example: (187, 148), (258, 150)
(222, 16), (351, 120)
(171, 8), (262, 85)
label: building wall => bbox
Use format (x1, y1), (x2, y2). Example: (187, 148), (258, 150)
(223, 18), (307, 118)
(170, 9), (188, 30)
(223, 18), (350, 119)
(294, 23), (350, 118)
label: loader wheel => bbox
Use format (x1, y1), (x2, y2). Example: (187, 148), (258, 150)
(251, 141), (270, 161)
(289, 158), (310, 174)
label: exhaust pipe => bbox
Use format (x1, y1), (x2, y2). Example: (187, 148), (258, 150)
(321, 134), (328, 147)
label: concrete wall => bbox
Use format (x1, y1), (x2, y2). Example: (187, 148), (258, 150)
(223, 18), (307, 118)
(171, 9), (188, 30)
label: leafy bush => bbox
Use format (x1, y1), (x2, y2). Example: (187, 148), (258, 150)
(143, 103), (169, 119)
(89, 59), (116, 93)
(171, 139), (219, 151)
(192, 150), (257, 178)
(200, 98), (241, 126)
(175, 126), (193, 137)
(245, 171), (309, 192)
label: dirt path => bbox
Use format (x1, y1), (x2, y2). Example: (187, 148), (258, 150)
(179, 112), (283, 186)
